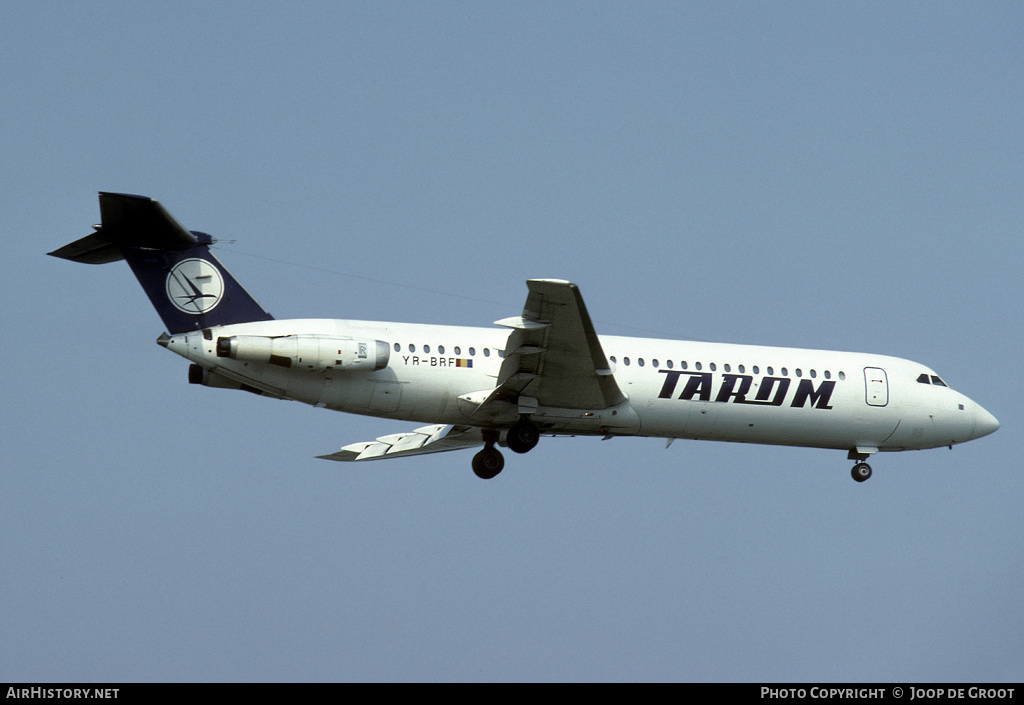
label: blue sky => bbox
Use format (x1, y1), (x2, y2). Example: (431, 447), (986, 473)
(3, 2), (1022, 681)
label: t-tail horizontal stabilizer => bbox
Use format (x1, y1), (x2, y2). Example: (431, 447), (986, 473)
(49, 192), (273, 334)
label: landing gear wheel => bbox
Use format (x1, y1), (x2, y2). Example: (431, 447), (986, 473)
(507, 418), (540, 454)
(472, 446), (505, 479)
(851, 462), (872, 482)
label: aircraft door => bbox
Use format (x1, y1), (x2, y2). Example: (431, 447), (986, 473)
(864, 367), (889, 407)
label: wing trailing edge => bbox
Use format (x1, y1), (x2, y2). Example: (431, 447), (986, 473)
(318, 424), (485, 462)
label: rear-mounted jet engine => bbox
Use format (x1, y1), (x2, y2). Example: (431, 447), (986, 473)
(216, 335), (390, 372)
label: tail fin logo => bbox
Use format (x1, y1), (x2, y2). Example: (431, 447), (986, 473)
(165, 258), (225, 314)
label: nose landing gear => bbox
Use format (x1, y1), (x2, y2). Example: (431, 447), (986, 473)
(847, 448), (876, 483)
(851, 462), (872, 482)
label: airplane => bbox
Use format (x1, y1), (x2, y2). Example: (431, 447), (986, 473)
(50, 192), (1000, 482)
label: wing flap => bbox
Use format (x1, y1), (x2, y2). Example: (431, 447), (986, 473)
(318, 424), (484, 462)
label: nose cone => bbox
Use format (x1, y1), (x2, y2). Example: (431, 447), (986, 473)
(973, 404), (1000, 440)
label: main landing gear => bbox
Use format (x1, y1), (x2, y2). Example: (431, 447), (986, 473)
(506, 417), (540, 454)
(472, 428), (505, 480)
(472, 443), (504, 479)
(472, 418), (540, 479)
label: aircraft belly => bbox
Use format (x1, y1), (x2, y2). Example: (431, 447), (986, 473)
(329, 367), (486, 423)
(881, 405), (967, 451)
(319, 376), (371, 411)
(531, 401), (641, 436)
(638, 389), (902, 451)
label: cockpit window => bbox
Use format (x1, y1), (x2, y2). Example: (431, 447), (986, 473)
(918, 373), (950, 388)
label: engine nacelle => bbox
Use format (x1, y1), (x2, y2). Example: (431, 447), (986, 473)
(189, 363), (241, 388)
(216, 335), (390, 372)
(188, 363), (273, 396)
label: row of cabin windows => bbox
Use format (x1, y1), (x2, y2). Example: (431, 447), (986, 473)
(394, 342), (502, 358)
(607, 356), (846, 381)
(389, 342), (850, 382)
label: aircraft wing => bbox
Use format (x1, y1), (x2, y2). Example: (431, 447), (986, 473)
(317, 424), (485, 462)
(489, 279), (625, 410)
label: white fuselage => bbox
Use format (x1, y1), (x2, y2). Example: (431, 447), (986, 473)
(163, 318), (997, 455)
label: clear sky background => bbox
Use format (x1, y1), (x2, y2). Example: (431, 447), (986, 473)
(2, 2), (1021, 682)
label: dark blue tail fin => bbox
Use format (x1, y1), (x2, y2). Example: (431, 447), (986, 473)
(49, 193), (273, 334)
